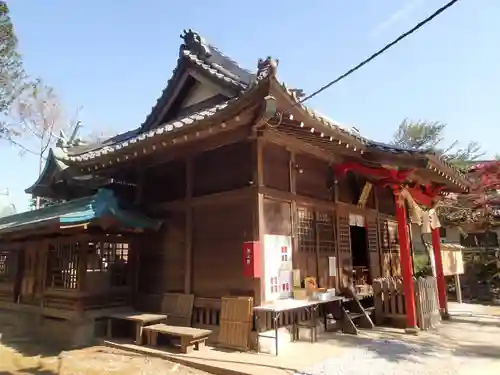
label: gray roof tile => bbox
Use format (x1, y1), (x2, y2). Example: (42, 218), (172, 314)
(64, 101), (231, 162)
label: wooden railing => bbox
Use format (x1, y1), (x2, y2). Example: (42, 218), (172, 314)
(373, 276), (440, 330)
(192, 297), (221, 327)
(133, 293), (318, 333)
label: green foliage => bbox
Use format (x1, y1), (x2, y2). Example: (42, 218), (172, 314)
(392, 119), (446, 151)
(391, 119), (484, 168)
(0, 1), (25, 136)
(413, 252), (433, 278)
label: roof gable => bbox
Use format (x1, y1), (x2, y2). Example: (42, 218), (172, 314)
(25, 149), (69, 196)
(140, 29), (254, 132)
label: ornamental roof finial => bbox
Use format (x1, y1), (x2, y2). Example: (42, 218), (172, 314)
(180, 29), (212, 58)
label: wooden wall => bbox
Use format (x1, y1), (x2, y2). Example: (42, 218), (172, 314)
(138, 211), (186, 294)
(192, 198), (254, 297)
(139, 138), (257, 301)
(136, 128), (403, 305)
(261, 141), (339, 290)
(259, 137), (398, 291)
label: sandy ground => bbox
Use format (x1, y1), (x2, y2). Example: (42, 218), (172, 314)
(0, 344), (211, 375)
(1, 302), (499, 375)
(297, 302), (500, 375)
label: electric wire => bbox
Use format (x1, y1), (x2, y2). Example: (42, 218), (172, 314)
(296, 0), (460, 106)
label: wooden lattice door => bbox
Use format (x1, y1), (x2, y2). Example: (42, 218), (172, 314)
(317, 211), (336, 288)
(378, 217), (401, 277)
(337, 210), (352, 288)
(388, 220), (401, 276)
(366, 215), (381, 281)
(297, 207), (317, 282)
(379, 218), (391, 277)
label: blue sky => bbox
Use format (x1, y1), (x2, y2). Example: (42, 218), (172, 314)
(4, 0), (499, 212)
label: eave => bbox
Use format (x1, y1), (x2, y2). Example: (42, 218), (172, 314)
(363, 141), (469, 193)
(25, 149), (68, 194)
(267, 78), (367, 153)
(58, 78), (272, 170)
(0, 189), (161, 237)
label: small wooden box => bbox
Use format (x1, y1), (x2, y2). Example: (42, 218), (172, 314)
(293, 288), (308, 300)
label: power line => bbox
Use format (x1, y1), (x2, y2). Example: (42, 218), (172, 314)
(297, 0), (460, 106)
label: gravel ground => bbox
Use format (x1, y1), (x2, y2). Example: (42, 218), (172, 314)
(296, 337), (494, 375)
(1, 303), (499, 375)
(296, 303), (500, 375)
(0, 344), (211, 375)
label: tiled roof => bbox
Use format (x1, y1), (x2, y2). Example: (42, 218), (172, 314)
(364, 140), (468, 188)
(277, 80), (367, 145)
(57, 31), (364, 162)
(51, 29), (467, 190)
(182, 49), (248, 89)
(0, 189), (160, 234)
(139, 29), (254, 133)
(62, 101), (232, 162)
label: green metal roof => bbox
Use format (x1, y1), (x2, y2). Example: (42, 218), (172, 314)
(0, 189), (161, 235)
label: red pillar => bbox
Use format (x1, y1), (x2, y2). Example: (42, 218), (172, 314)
(431, 227), (449, 317)
(394, 191), (418, 332)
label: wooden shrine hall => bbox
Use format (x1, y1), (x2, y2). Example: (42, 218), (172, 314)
(0, 29), (470, 348)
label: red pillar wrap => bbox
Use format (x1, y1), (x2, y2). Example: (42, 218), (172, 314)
(394, 192), (418, 330)
(431, 228), (448, 314)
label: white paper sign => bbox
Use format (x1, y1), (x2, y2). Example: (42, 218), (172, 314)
(328, 256), (337, 277)
(263, 234), (293, 302)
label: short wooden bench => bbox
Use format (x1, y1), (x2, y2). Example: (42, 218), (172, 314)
(143, 324), (211, 354)
(106, 312), (168, 345)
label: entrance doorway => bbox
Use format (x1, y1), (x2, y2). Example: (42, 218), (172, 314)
(350, 225), (370, 284)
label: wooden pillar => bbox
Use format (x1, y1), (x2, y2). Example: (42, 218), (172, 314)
(289, 150), (297, 271)
(454, 274), (463, 304)
(394, 191), (418, 332)
(253, 137), (264, 305)
(184, 157), (193, 294)
(78, 238), (88, 293)
(431, 228), (449, 317)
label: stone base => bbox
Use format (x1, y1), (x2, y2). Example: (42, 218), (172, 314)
(0, 308), (95, 348)
(404, 327), (419, 335)
(440, 310), (451, 320)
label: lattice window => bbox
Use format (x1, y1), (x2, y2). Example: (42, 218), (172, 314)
(388, 221), (399, 252)
(0, 250), (9, 277)
(379, 219), (391, 252)
(297, 207), (315, 253)
(100, 241), (129, 287)
(317, 211), (335, 254)
(46, 242), (79, 289)
(87, 241), (104, 272)
(337, 213), (351, 255)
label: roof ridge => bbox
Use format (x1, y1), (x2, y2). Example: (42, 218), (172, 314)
(208, 44), (254, 76)
(180, 29), (254, 76)
(180, 29), (254, 86)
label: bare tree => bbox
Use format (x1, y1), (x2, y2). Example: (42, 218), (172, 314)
(6, 78), (76, 208)
(0, 1), (26, 134)
(86, 127), (116, 145)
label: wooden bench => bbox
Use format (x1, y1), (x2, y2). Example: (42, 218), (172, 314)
(106, 312), (168, 345)
(143, 324), (211, 354)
